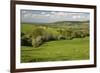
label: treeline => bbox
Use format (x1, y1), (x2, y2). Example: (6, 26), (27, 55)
(21, 25), (89, 48)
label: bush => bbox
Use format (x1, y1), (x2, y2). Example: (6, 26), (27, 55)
(21, 34), (32, 46)
(32, 36), (43, 47)
(71, 30), (86, 38)
(57, 35), (66, 40)
(21, 32), (25, 36)
(60, 29), (73, 40)
(32, 27), (45, 38)
(42, 28), (60, 41)
(21, 25), (89, 47)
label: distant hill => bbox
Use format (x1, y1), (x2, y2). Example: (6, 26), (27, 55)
(21, 21), (89, 26)
(53, 21), (89, 24)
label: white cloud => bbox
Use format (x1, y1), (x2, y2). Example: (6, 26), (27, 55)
(22, 10), (27, 14)
(72, 15), (82, 19)
(41, 12), (46, 15)
(21, 10), (89, 23)
(23, 13), (31, 18)
(56, 12), (65, 16)
(45, 14), (50, 17)
(51, 12), (68, 16)
(72, 16), (77, 19)
(50, 11), (56, 14)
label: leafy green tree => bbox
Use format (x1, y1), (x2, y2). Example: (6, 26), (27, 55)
(21, 33), (32, 46)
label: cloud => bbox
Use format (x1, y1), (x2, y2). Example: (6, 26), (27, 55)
(51, 11), (56, 14)
(72, 15), (81, 19)
(40, 12), (46, 15)
(50, 11), (68, 16)
(56, 12), (65, 16)
(21, 10), (27, 14)
(23, 13), (31, 18)
(45, 14), (50, 17)
(21, 10), (90, 23)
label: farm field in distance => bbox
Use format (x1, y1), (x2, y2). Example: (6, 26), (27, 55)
(21, 21), (90, 63)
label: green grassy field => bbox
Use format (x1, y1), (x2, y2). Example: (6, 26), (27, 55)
(21, 21), (89, 63)
(21, 37), (89, 63)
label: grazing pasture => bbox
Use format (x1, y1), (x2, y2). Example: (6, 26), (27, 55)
(21, 37), (89, 62)
(21, 21), (90, 63)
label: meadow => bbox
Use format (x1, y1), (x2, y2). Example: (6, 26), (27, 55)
(21, 21), (90, 63)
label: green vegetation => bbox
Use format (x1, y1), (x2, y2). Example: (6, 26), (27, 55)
(21, 21), (90, 62)
(21, 37), (89, 62)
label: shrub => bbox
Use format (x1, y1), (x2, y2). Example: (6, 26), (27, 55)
(71, 30), (86, 38)
(21, 32), (25, 36)
(32, 36), (43, 47)
(21, 25), (89, 47)
(43, 28), (60, 41)
(21, 34), (32, 46)
(32, 27), (45, 38)
(62, 29), (73, 40)
(57, 35), (66, 40)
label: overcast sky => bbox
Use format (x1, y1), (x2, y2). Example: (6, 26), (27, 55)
(21, 10), (90, 23)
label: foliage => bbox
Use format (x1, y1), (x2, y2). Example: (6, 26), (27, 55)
(21, 37), (89, 62)
(21, 22), (89, 47)
(21, 33), (32, 46)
